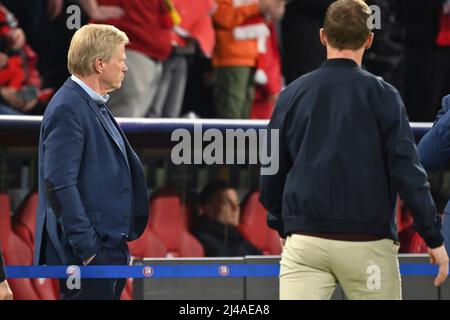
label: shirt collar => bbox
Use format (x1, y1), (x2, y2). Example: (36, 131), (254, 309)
(321, 58), (359, 68)
(71, 75), (110, 104)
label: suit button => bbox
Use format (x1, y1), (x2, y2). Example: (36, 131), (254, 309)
(123, 215), (129, 222)
(124, 187), (130, 193)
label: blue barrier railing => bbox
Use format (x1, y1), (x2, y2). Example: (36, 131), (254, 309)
(4, 263), (440, 279)
(0, 116), (433, 139)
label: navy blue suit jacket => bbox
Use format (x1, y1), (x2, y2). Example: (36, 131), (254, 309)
(35, 78), (149, 265)
(418, 94), (450, 213)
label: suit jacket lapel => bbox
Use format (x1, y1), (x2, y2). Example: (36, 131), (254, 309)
(106, 107), (134, 168)
(64, 78), (130, 168)
(87, 100), (122, 150)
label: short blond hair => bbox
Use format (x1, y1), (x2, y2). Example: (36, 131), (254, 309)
(68, 24), (129, 77)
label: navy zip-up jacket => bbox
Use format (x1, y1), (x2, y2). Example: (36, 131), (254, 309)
(260, 58), (443, 248)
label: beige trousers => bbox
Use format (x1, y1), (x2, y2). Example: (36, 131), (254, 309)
(280, 234), (401, 300)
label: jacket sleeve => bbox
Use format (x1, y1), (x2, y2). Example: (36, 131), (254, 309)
(213, 0), (260, 30)
(43, 104), (101, 261)
(0, 251), (5, 282)
(259, 90), (293, 237)
(433, 94), (450, 124)
(379, 87), (443, 248)
(418, 96), (450, 171)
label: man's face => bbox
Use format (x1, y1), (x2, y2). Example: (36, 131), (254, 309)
(100, 43), (127, 93)
(213, 189), (241, 227)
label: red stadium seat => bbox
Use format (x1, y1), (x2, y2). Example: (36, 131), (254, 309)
(12, 192), (39, 249)
(128, 229), (167, 258)
(120, 279), (133, 300)
(0, 193), (40, 300)
(408, 232), (427, 254)
(396, 197), (413, 233)
(148, 188), (204, 257)
(5, 193), (59, 300)
(239, 191), (282, 255)
(398, 225), (427, 254)
(396, 197), (428, 253)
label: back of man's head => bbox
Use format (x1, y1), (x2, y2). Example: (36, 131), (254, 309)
(324, 0), (372, 51)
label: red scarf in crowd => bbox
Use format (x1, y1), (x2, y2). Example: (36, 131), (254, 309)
(436, 1), (450, 46)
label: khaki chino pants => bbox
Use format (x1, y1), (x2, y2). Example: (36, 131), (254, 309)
(280, 234), (402, 300)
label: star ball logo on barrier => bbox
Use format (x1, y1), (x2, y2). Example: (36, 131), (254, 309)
(218, 265), (230, 277)
(143, 266), (154, 278)
(66, 265), (81, 290)
(170, 123), (280, 175)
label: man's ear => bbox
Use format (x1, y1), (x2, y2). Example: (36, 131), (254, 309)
(94, 57), (104, 74)
(320, 28), (327, 47)
(365, 32), (374, 50)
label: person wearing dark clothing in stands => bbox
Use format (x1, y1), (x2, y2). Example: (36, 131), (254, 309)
(281, 0), (334, 84)
(0, 250), (13, 300)
(192, 181), (262, 257)
(396, 0), (450, 122)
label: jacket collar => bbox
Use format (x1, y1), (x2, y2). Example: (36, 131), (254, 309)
(321, 58), (359, 68)
(63, 77), (129, 166)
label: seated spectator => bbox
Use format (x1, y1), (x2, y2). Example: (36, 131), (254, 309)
(0, 4), (43, 115)
(191, 181), (262, 257)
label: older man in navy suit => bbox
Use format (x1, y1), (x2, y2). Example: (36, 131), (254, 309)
(419, 94), (450, 255)
(34, 24), (149, 300)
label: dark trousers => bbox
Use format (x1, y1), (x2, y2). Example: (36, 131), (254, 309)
(59, 244), (129, 300)
(43, 232), (129, 300)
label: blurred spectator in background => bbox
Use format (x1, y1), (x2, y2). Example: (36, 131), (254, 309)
(89, 0), (172, 118)
(397, 0), (450, 122)
(363, 0), (404, 91)
(212, 0), (285, 119)
(0, 3), (43, 115)
(250, 19), (283, 119)
(35, 0), (88, 91)
(148, 0), (215, 118)
(5, 0), (122, 96)
(192, 181), (262, 257)
(281, 0), (333, 85)
(180, 51), (215, 118)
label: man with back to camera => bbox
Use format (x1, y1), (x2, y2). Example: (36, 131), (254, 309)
(260, 0), (448, 300)
(34, 24), (149, 300)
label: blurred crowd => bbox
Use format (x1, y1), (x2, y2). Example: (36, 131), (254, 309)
(0, 0), (448, 122)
